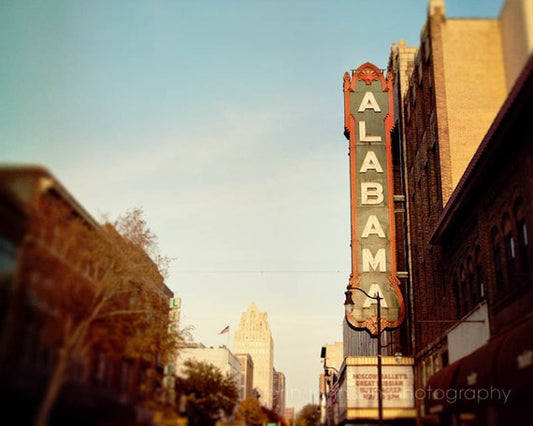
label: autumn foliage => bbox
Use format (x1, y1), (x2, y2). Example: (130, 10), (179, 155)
(23, 196), (176, 425)
(176, 359), (239, 426)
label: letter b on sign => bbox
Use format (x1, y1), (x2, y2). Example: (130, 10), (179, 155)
(361, 182), (384, 205)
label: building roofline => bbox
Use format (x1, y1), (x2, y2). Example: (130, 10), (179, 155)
(0, 163), (100, 228)
(430, 54), (533, 243)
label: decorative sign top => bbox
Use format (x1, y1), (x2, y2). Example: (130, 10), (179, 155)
(343, 63), (405, 334)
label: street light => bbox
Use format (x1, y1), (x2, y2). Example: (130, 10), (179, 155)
(344, 285), (384, 426)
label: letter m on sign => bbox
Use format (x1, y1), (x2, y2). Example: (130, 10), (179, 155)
(362, 248), (386, 272)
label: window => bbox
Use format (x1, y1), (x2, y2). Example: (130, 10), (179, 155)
(459, 266), (468, 316)
(452, 273), (460, 318)
(491, 227), (505, 292)
(467, 256), (476, 308)
(119, 360), (132, 392)
(0, 237), (17, 274)
(503, 214), (516, 282)
(507, 235), (516, 259)
(94, 350), (108, 386)
(514, 198), (530, 287)
(521, 222), (529, 246)
(475, 246), (485, 299)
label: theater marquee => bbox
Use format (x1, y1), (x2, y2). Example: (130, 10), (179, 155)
(343, 62), (405, 334)
(341, 356), (416, 419)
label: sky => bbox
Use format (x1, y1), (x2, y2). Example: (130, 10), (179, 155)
(1, 0), (503, 413)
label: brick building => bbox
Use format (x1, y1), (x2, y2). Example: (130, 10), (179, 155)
(423, 54), (533, 425)
(387, 0), (533, 424)
(325, 1), (532, 425)
(0, 166), (174, 425)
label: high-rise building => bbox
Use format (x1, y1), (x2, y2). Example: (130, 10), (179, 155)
(233, 302), (274, 408)
(235, 353), (254, 401)
(272, 369), (286, 416)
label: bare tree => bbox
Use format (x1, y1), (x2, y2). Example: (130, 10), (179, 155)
(24, 199), (176, 426)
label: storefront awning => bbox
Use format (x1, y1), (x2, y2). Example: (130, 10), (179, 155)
(424, 359), (462, 414)
(454, 332), (506, 391)
(425, 316), (533, 414)
(495, 317), (533, 399)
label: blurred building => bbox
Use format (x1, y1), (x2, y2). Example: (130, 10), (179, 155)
(272, 369), (286, 416)
(319, 342), (343, 424)
(233, 302), (275, 408)
(235, 353), (254, 400)
(284, 406), (295, 424)
(174, 343), (242, 388)
(0, 165), (173, 425)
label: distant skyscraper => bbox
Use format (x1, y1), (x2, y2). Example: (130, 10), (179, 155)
(284, 407), (295, 424)
(235, 353), (254, 401)
(233, 302), (274, 408)
(273, 369), (286, 416)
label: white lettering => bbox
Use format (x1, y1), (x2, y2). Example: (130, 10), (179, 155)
(362, 282), (389, 308)
(361, 182), (384, 205)
(362, 248), (386, 272)
(360, 151), (383, 173)
(359, 121), (382, 142)
(361, 215), (386, 238)
(358, 92), (381, 112)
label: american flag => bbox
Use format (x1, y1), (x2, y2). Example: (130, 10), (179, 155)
(219, 325), (230, 335)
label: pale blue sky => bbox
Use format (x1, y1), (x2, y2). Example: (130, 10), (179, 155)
(1, 0), (503, 412)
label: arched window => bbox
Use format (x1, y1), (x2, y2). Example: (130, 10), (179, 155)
(514, 198), (530, 287)
(491, 226), (505, 293)
(459, 265), (468, 316)
(503, 213), (516, 284)
(475, 245), (485, 300)
(452, 272), (460, 318)
(467, 256), (476, 309)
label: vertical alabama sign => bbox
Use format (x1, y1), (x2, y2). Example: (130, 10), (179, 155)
(343, 62), (405, 334)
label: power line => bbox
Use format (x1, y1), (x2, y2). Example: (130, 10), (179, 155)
(172, 269), (350, 274)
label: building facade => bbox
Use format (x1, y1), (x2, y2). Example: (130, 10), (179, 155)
(0, 166), (173, 425)
(235, 353), (254, 401)
(272, 369), (286, 417)
(175, 344), (242, 385)
(233, 302), (275, 408)
(422, 55), (533, 424)
(326, 0), (533, 425)
(284, 406), (295, 425)
(387, 0), (533, 424)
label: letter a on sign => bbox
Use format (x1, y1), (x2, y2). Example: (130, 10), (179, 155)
(360, 151), (383, 173)
(358, 92), (381, 112)
(361, 215), (386, 238)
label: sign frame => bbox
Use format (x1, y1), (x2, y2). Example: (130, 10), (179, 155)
(343, 62), (405, 334)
